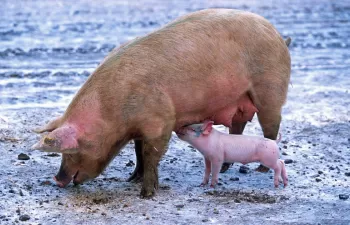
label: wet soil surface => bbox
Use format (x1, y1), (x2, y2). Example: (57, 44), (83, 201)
(0, 0), (349, 224)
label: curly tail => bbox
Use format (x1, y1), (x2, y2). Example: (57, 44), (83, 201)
(285, 37), (291, 47)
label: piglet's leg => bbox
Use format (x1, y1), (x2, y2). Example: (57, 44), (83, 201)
(273, 162), (282, 188)
(201, 157), (211, 186)
(280, 160), (288, 187)
(210, 160), (223, 188)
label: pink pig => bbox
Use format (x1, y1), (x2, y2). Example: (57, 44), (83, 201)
(176, 121), (288, 188)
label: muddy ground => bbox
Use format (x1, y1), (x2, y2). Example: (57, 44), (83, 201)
(0, 0), (349, 224)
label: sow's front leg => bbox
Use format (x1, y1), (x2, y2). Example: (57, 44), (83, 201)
(220, 122), (247, 173)
(140, 126), (173, 198)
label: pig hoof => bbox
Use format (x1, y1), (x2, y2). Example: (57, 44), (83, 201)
(127, 173), (143, 183)
(127, 167), (144, 183)
(220, 163), (233, 173)
(140, 187), (155, 198)
(255, 164), (270, 173)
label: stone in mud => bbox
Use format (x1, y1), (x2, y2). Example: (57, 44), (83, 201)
(19, 214), (30, 221)
(18, 153), (30, 160)
(125, 160), (135, 167)
(239, 166), (250, 174)
(339, 194), (349, 200)
(284, 159), (293, 164)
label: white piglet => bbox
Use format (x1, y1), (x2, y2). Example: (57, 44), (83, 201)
(176, 121), (288, 188)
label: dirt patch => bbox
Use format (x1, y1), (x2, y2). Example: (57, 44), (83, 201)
(205, 190), (288, 204)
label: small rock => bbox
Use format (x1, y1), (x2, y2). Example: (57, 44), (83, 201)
(230, 177), (239, 181)
(239, 165), (249, 174)
(282, 151), (288, 155)
(46, 153), (60, 157)
(284, 159), (293, 164)
(19, 215), (30, 221)
(125, 160), (135, 167)
(318, 171), (324, 175)
(345, 172), (350, 177)
(18, 153), (30, 160)
(315, 178), (322, 182)
(234, 199), (241, 203)
(339, 194), (349, 200)
(40, 180), (52, 186)
(175, 204), (185, 209)
(329, 166), (335, 170)
(58, 202), (63, 206)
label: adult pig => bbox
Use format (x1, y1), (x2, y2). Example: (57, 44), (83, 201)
(32, 8), (291, 198)
(176, 121), (288, 188)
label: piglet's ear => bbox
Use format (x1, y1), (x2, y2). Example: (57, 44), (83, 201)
(202, 121), (214, 135)
(31, 125), (79, 153)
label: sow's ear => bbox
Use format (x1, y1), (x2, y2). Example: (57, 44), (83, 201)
(33, 117), (62, 133)
(202, 121), (214, 135)
(31, 125), (79, 153)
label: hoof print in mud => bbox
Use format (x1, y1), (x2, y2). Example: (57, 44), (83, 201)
(205, 190), (288, 204)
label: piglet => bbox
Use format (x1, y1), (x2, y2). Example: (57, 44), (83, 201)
(176, 121), (288, 188)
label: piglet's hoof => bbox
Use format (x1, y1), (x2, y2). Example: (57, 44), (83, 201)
(255, 164), (270, 173)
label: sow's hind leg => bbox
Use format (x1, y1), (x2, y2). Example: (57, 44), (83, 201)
(220, 122), (247, 173)
(255, 77), (290, 172)
(255, 107), (282, 172)
(221, 94), (258, 173)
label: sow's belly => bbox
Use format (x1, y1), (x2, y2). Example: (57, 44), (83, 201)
(210, 95), (258, 127)
(176, 94), (258, 130)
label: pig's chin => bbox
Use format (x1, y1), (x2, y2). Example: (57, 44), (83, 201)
(72, 170), (91, 185)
